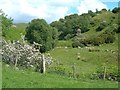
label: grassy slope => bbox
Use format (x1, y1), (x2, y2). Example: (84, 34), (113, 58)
(4, 23), (27, 41)
(83, 11), (117, 37)
(2, 64), (118, 88)
(2, 41), (118, 88)
(2, 11), (119, 88)
(48, 41), (118, 76)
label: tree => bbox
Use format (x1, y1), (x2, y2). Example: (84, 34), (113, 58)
(78, 14), (91, 33)
(25, 19), (58, 52)
(112, 7), (120, 13)
(88, 10), (96, 17)
(0, 9), (13, 37)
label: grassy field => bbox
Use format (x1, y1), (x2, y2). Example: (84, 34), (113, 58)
(4, 23), (27, 41)
(2, 11), (119, 88)
(2, 41), (118, 88)
(0, 62), (2, 89)
(49, 42), (118, 76)
(2, 64), (118, 88)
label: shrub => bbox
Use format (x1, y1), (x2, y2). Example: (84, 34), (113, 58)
(96, 22), (107, 32)
(2, 39), (53, 73)
(91, 64), (119, 81)
(99, 31), (115, 44)
(72, 41), (80, 48)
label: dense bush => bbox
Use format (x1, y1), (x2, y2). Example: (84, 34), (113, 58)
(96, 22), (107, 32)
(91, 64), (119, 81)
(0, 10), (13, 37)
(2, 39), (53, 73)
(72, 30), (115, 48)
(25, 19), (58, 53)
(72, 41), (81, 48)
(50, 14), (91, 40)
(99, 31), (115, 44)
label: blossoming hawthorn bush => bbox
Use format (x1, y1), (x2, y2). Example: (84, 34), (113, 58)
(2, 39), (53, 72)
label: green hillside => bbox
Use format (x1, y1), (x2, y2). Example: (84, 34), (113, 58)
(1, 7), (119, 88)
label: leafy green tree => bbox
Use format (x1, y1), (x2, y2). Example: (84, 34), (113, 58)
(25, 19), (58, 52)
(78, 14), (91, 33)
(0, 9), (13, 37)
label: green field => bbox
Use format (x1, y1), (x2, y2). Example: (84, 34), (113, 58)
(1, 9), (119, 88)
(3, 23), (27, 41)
(2, 63), (118, 88)
(2, 41), (118, 88)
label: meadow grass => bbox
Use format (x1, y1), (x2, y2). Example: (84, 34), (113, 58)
(2, 64), (118, 88)
(2, 41), (119, 88)
(4, 23), (27, 41)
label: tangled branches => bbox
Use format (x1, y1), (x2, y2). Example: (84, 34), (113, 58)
(2, 39), (53, 73)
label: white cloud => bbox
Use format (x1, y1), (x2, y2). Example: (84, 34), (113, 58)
(77, 0), (108, 15)
(0, 0), (75, 23)
(0, 0), (109, 23)
(100, 0), (119, 2)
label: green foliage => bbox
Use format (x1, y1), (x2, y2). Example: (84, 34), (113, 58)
(72, 30), (116, 47)
(91, 64), (119, 81)
(88, 10), (96, 17)
(99, 31), (115, 44)
(72, 41), (80, 48)
(112, 7), (120, 13)
(25, 19), (58, 52)
(96, 22), (107, 32)
(50, 14), (91, 40)
(0, 10), (13, 37)
(3, 64), (118, 88)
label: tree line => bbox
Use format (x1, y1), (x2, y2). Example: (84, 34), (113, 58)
(1, 7), (120, 52)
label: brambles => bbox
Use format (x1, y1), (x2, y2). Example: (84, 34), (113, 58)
(2, 39), (53, 73)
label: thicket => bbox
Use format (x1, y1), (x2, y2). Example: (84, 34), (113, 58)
(50, 14), (91, 40)
(25, 19), (58, 53)
(2, 39), (53, 73)
(72, 31), (116, 47)
(91, 64), (119, 81)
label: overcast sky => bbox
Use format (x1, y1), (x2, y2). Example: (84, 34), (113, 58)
(0, 0), (119, 23)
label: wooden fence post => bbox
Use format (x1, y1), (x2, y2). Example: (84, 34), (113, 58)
(72, 63), (76, 78)
(15, 55), (18, 68)
(103, 66), (106, 80)
(41, 54), (45, 74)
